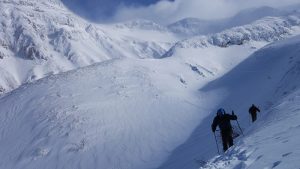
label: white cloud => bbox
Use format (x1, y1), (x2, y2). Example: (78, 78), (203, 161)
(112, 0), (300, 24)
(113, 0), (180, 23)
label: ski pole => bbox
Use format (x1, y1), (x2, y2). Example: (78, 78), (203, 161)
(232, 111), (244, 136)
(236, 119), (244, 136)
(213, 132), (220, 155)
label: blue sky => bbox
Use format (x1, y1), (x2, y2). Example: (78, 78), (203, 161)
(62, 0), (172, 22)
(62, 0), (300, 24)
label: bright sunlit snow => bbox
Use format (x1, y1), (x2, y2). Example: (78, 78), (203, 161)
(0, 0), (300, 169)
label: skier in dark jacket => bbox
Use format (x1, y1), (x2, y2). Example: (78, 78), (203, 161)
(249, 104), (260, 122)
(211, 108), (237, 152)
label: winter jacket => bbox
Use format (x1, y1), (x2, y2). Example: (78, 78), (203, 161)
(249, 105), (260, 114)
(211, 114), (237, 132)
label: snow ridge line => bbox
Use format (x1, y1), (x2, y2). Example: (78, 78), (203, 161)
(163, 14), (300, 58)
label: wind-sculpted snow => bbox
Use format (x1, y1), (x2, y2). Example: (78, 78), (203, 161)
(0, 0), (176, 94)
(164, 14), (300, 58)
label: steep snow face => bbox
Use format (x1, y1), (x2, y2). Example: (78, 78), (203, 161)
(0, 0), (178, 94)
(200, 92), (300, 169)
(197, 35), (300, 169)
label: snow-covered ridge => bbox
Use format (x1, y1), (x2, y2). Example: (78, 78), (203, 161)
(0, 0), (176, 94)
(0, 58), (205, 169)
(0, 0), (65, 9)
(0, 0), (170, 61)
(167, 6), (288, 37)
(1, 0), (299, 95)
(164, 14), (300, 57)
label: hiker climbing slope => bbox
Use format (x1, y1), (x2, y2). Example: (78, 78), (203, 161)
(211, 108), (238, 152)
(249, 104), (260, 122)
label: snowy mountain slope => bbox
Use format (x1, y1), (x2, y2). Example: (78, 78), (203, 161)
(158, 35), (300, 169)
(196, 35), (300, 169)
(1, 0), (300, 97)
(0, 1), (300, 169)
(167, 6), (290, 37)
(0, 0), (178, 94)
(0, 57), (215, 169)
(200, 92), (300, 169)
(0, 34), (299, 169)
(0, 29), (283, 169)
(164, 13), (300, 58)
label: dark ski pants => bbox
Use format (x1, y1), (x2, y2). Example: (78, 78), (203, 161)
(250, 112), (257, 122)
(221, 129), (233, 152)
